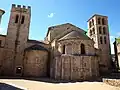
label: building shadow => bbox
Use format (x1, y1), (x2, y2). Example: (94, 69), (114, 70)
(0, 82), (24, 90)
(101, 72), (120, 79)
(23, 76), (102, 84)
(0, 72), (120, 84)
(0, 76), (102, 84)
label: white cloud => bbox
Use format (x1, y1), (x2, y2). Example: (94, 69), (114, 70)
(48, 13), (55, 18)
(117, 32), (120, 36)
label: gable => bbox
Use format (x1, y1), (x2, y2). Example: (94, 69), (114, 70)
(46, 23), (86, 42)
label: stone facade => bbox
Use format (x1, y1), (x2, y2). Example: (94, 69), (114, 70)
(0, 4), (112, 81)
(24, 50), (48, 77)
(53, 55), (99, 80)
(1, 4), (31, 76)
(49, 32), (99, 80)
(87, 14), (111, 73)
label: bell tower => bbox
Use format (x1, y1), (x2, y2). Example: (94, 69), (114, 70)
(2, 4), (31, 75)
(87, 14), (111, 73)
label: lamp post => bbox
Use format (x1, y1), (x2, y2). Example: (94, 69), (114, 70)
(0, 9), (5, 25)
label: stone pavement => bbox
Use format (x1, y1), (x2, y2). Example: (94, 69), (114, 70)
(0, 78), (120, 90)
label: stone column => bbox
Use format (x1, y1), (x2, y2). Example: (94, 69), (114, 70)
(55, 58), (57, 79)
(61, 57), (64, 79)
(89, 56), (92, 77)
(70, 57), (72, 80)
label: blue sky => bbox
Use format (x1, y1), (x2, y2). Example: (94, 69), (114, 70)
(0, 0), (120, 54)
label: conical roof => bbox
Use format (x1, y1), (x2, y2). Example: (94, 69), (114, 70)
(59, 30), (90, 41)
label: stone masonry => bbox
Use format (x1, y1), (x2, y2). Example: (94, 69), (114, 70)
(0, 4), (112, 81)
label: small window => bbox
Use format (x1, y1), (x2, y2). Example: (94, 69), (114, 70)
(93, 28), (95, 34)
(102, 18), (105, 25)
(15, 15), (19, 23)
(81, 43), (85, 54)
(63, 45), (65, 54)
(98, 18), (101, 24)
(21, 15), (25, 24)
(16, 67), (22, 74)
(99, 26), (102, 34)
(92, 19), (94, 26)
(103, 27), (106, 34)
(100, 36), (103, 44)
(104, 36), (107, 44)
(90, 30), (92, 36)
(89, 21), (92, 28)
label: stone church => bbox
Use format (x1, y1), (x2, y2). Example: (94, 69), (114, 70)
(0, 4), (111, 80)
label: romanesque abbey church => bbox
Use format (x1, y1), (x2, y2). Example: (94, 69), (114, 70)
(0, 4), (112, 80)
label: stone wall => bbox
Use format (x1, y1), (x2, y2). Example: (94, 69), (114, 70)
(103, 78), (120, 87)
(2, 4), (31, 76)
(57, 39), (95, 55)
(0, 35), (6, 47)
(24, 50), (48, 77)
(52, 55), (99, 80)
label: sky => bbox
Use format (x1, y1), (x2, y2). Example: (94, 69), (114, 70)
(0, 0), (120, 54)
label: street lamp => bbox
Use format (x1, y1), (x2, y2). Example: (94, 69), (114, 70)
(0, 9), (5, 25)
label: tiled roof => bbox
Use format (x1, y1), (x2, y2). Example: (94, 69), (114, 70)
(46, 23), (86, 37)
(59, 30), (91, 41)
(27, 39), (47, 44)
(25, 44), (48, 51)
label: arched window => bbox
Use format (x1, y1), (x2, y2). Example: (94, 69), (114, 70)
(93, 27), (95, 34)
(81, 43), (85, 54)
(99, 26), (102, 34)
(89, 21), (92, 28)
(21, 15), (25, 24)
(102, 18), (105, 25)
(63, 45), (65, 54)
(104, 36), (107, 44)
(98, 18), (101, 24)
(100, 36), (103, 44)
(103, 27), (106, 34)
(90, 30), (92, 36)
(92, 19), (94, 26)
(15, 15), (19, 23)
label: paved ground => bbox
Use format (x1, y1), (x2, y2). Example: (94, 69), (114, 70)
(0, 79), (120, 90)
